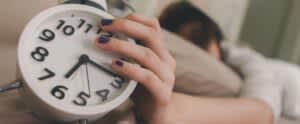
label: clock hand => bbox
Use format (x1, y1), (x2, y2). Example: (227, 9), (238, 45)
(87, 58), (121, 78)
(84, 63), (91, 96)
(64, 55), (88, 79)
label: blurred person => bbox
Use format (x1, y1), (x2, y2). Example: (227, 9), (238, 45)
(159, 1), (300, 124)
(160, 1), (224, 59)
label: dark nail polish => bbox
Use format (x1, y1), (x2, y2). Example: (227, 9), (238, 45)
(98, 36), (110, 44)
(101, 19), (113, 26)
(115, 60), (124, 67)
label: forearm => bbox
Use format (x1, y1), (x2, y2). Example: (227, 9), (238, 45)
(162, 92), (274, 124)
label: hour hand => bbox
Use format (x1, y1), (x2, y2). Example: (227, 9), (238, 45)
(64, 55), (88, 79)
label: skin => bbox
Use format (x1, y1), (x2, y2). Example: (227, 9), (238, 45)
(95, 13), (274, 124)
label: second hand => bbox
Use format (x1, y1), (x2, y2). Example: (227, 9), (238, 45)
(85, 63), (91, 96)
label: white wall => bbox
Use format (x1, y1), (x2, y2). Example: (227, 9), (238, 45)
(276, 0), (300, 63)
(239, 0), (291, 57)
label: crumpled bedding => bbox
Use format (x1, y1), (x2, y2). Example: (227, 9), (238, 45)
(222, 42), (300, 123)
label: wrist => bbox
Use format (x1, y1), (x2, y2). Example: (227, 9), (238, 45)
(148, 93), (179, 124)
(147, 107), (173, 124)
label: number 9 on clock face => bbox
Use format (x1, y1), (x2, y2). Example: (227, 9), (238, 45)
(18, 5), (137, 117)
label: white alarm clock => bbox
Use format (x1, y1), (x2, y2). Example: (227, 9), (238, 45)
(16, 0), (137, 123)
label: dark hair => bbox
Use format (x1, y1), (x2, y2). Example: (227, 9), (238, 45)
(159, 1), (224, 49)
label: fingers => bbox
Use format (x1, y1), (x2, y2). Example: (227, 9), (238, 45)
(95, 36), (171, 81)
(101, 17), (169, 61)
(95, 13), (176, 106)
(111, 59), (169, 103)
(102, 18), (156, 44)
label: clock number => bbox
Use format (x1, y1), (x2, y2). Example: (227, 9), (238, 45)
(110, 77), (125, 89)
(63, 25), (75, 36)
(39, 29), (55, 42)
(51, 85), (68, 100)
(85, 24), (93, 33)
(38, 68), (55, 80)
(73, 92), (90, 106)
(78, 19), (94, 33)
(78, 19), (86, 28)
(96, 89), (110, 102)
(56, 19), (75, 36)
(56, 20), (66, 30)
(31, 47), (49, 62)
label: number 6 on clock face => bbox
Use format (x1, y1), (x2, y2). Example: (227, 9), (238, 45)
(18, 5), (137, 122)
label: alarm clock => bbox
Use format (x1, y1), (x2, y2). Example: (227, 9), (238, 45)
(16, 0), (137, 123)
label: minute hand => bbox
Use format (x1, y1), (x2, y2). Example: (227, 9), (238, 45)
(88, 59), (120, 78)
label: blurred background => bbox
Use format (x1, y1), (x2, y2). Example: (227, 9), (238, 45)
(108, 0), (300, 64)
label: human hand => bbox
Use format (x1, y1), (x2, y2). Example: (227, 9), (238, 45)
(95, 13), (176, 124)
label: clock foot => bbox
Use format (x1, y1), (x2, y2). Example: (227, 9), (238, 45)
(0, 80), (22, 93)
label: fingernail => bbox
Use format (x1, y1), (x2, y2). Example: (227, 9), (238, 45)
(115, 60), (124, 67)
(98, 36), (110, 44)
(101, 19), (113, 26)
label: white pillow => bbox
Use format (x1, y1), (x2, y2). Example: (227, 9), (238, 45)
(223, 42), (300, 121)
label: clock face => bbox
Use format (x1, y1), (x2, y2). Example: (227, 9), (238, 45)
(18, 5), (136, 114)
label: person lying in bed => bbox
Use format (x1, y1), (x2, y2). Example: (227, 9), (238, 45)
(158, 1), (300, 124)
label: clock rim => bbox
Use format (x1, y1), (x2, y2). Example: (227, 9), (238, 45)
(18, 4), (137, 116)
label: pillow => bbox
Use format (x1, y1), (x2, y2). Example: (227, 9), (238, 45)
(163, 30), (242, 96)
